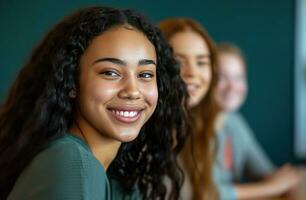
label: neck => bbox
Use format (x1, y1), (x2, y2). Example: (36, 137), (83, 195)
(215, 111), (229, 133)
(70, 119), (121, 170)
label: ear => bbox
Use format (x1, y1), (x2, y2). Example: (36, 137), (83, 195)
(69, 89), (77, 98)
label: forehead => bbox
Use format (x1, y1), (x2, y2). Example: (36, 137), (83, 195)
(169, 30), (210, 56)
(81, 26), (157, 63)
(218, 53), (245, 74)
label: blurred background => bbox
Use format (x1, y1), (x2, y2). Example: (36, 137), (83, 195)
(0, 0), (305, 166)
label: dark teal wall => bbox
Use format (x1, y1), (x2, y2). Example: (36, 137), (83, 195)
(0, 0), (299, 165)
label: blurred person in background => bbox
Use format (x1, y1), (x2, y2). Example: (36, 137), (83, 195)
(213, 42), (301, 199)
(159, 18), (219, 200)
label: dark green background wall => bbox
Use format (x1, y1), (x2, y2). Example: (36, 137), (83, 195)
(0, 0), (300, 165)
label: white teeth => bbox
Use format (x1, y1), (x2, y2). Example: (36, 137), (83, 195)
(110, 110), (139, 118)
(187, 84), (197, 90)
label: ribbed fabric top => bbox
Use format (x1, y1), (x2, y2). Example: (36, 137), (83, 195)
(8, 134), (140, 200)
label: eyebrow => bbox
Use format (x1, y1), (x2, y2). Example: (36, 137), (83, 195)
(92, 57), (156, 66)
(196, 55), (211, 59)
(139, 59), (156, 66)
(175, 53), (210, 59)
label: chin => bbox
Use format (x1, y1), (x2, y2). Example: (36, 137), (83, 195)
(188, 98), (200, 108)
(117, 130), (140, 143)
(188, 94), (203, 107)
(222, 103), (239, 113)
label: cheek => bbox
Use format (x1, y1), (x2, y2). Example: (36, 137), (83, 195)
(143, 82), (158, 108)
(180, 66), (188, 81)
(85, 80), (118, 104)
(149, 88), (159, 108)
(236, 82), (247, 95)
(216, 81), (228, 95)
(199, 67), (212, 84)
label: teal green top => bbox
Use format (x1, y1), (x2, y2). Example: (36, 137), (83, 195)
(8, 134), (140, 200)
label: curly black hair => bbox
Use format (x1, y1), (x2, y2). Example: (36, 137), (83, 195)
(0, 6), (188, 199)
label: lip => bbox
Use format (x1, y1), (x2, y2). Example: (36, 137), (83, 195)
(186, 83), (200, 94)
(107, 106), (144, 124)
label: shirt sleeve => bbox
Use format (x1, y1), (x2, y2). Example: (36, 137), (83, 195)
(235, 113), (276, 179)
(8, 141), (109, 200)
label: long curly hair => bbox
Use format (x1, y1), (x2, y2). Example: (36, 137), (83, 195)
(159, 18), (219, 200)
(0, 7), (188, 199)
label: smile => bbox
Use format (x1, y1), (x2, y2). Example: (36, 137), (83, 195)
(111, 110), (139, 118)
(186, 83), (200, 93)
(107, 108), (143, 123)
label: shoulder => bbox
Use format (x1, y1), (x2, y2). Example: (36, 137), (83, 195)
(8, 135), (109, 200)
(29, 135), (98, 174)
(227, 112), (252, 134)
(227, 112), (245, 125)
(41, 135), (93, 165)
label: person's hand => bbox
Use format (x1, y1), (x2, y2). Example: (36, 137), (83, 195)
(264, 164), (301, 196)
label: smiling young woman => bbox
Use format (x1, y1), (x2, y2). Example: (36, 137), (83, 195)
(70, 26), (159, 166)
(213, 43), (301, 200)
(0, 7), (188, 200)
(159, 18), (219, 200)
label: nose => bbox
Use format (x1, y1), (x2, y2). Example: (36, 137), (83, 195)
(224, 77), (239, 91)
(181, 60), (197, 78)
(118, 76), (141, 100)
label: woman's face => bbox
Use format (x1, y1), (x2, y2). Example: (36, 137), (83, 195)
(215, 53), (247, 112)
(76, 26), (158, 143)
(169, 30), (212, 107)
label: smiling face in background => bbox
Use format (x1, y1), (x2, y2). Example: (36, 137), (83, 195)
(169, 30), (212, 107)
(75, 25), (158, 143)
(215, 53), (247, 112)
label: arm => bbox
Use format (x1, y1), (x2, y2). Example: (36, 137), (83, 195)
(235, 164), (300, 199)
(214, 167), (299, 200)
(235, 182), (280, 199)
(236, 113), (275, 179)
(233, 114), (299, 199)
(224, 114), (299, 199)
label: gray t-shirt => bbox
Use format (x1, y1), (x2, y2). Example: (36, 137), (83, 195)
(214, 112), (275, 200)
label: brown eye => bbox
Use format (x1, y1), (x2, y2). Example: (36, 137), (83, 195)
(100, 70), (120, 78)
(197, 61), (210, 67)
(139, 72), (154, 79)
